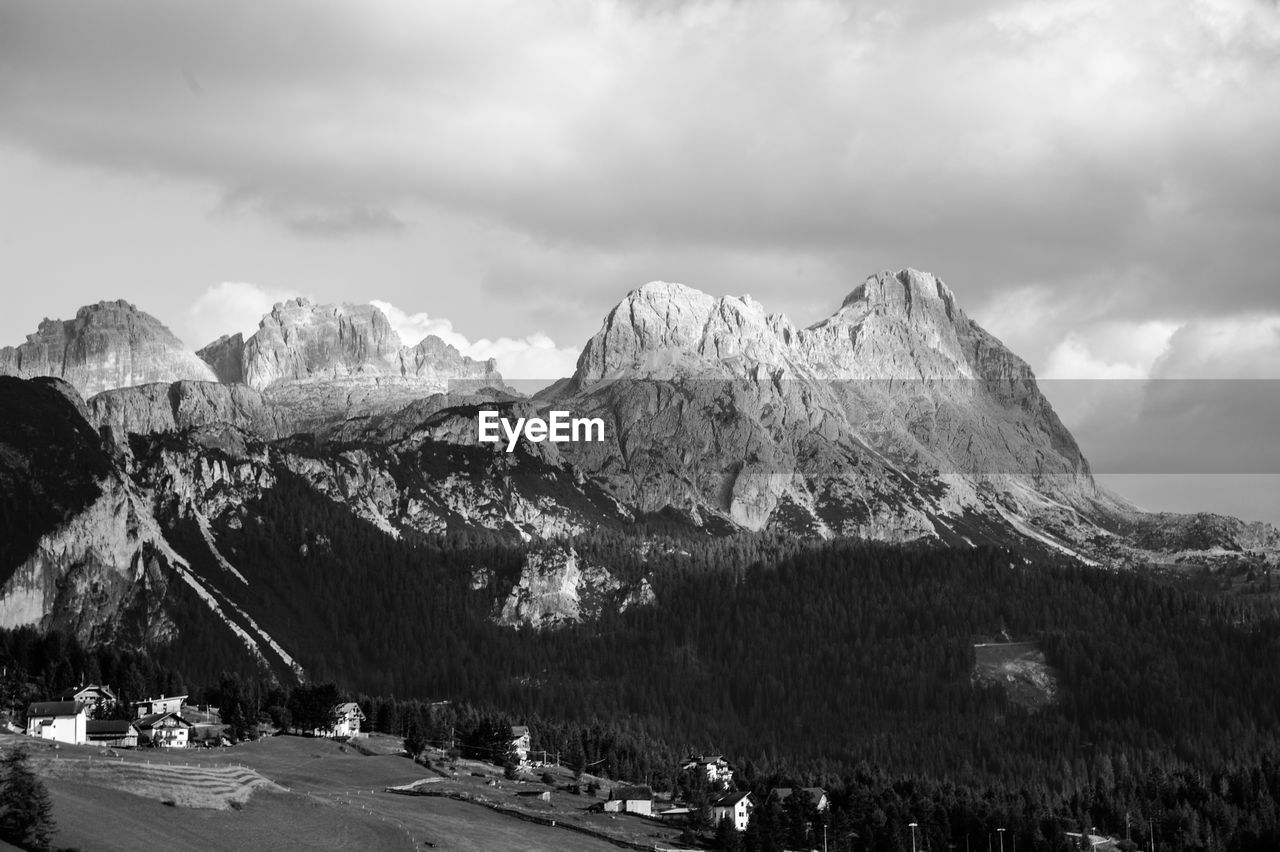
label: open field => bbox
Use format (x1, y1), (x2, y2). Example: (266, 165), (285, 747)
(972, 641), (1061, 709)
(4, 731), (680, 851)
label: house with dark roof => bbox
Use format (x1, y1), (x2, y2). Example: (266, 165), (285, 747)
(712, 790), (755, 832)
(86, 719), (139, 748)
(682, 754), (734, 788)
(59, 684), (119, 716)
(25, 700), (86, 745)
(769, 786), (830, 812)
(604, 785), (654, 816)
(136, 711), (193, 748)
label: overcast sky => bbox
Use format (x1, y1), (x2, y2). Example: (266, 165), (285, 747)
(1, 0), (1278, 522)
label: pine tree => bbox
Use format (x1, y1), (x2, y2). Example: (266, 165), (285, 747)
(0, 746), (54, 851)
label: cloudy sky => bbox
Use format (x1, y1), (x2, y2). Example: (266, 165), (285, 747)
(1, 0), (1278, 522)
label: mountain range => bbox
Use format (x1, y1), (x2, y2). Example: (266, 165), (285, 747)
(1, 269), (1276, 680)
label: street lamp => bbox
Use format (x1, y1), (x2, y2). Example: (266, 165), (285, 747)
(910, 821), (919, 852)
(997, 827), (1005, 852)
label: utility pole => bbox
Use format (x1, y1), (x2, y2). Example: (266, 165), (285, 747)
(997, 827), (1005, 852)
(910, 821), (919, 852)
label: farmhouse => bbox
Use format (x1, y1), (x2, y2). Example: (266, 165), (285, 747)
(25, 700), (87, 745)
(769, 787), (830, 812)
(682, 754), (734, 788)
(136, 711), (193, 748)
(133, 693), (188, 718)
(712, 790), (755, 832)
(59, 683), (119, 716)
(86, 719), (139, 748)
(330, 702), (366, 738)
(604, 785), (654, 816)
(510, 725), (531, 765)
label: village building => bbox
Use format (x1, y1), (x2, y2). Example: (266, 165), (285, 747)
(328, 702), (366, 738)
(136, 711), (193, 748)
(510, 725), (531, 765)
(712, 790), (755, 832)
(58, 684), (118, 717)
(682, 754), (734, 788)
(133, 693), (188, 718)
(25, 700), (87, 745)
(86, 719), (139, 749)
(604, 785), (654, 816)
(769, 786), (830, 812)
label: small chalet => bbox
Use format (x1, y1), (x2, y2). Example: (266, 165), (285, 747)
(25, 700), (87, 745)
(682, 754), (734, 787)
(712, 790), (755, 832)
(604, 785), (654, 816)
(510, 725), (531, 765)
(136, 711), (193, 748)
(769, 787), (830, 812)
(133, 694), (188, 718)
(330, 702), (366, 739)
(59, 684), (119, 716)
(86, 719), (139, 749)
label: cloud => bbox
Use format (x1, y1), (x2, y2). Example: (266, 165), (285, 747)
(2, 0), (1279, 329)
(1040, 313), (1280, 476)
(186, 281), (305, 348)
(371, 300), (580, 382)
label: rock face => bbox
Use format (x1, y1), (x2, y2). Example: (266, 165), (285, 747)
(548, 269), (1116, 547)
(237, 298), (501, 392)
(197, 333), (246, 384)
(0, 300), (217, 396)
(495, 544), (654, 630)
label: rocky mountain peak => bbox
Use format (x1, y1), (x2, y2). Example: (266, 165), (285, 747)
(0, 300), (217, 397)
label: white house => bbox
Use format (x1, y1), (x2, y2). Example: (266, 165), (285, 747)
(133, 693), (188, 718)
(510, 725), (531, 765)
(712, 791), (755, 832)
(683, 754), (734, 788)
(330, 702), (366, 738)
(136, 711), (193, 748)
(25, 700), (87, 745)
(604, 785), (654, 816)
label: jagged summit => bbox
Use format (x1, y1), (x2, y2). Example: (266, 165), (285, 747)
(839, 268), (959, 319)
(0, 300), (217, 397)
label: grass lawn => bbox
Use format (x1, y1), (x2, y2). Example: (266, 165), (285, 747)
(6, 732), (645, 851)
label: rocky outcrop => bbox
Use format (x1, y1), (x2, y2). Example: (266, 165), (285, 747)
(239, 298), (502, 392)
(197, 333), (246, 384)
(0, 300), (218, 396)
(495, 544), (654, 630)
(548, 269), (1112, 545)
(89, 381), (289, 439)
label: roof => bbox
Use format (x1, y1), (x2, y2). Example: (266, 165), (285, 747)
(685, 754), (725, 764)
(771, 787), (828, 804)
(136, 711), (193, 729)
(133, 694), (188, 706)
(27, 701), (83, 717)
(712, 791), (754, 807)
(59, 684), (118, 701)
(609, 785), (654, 801)
(511, 725), (529, 737)
(86, 719), (137, 736)
(333, 702), (365, 718)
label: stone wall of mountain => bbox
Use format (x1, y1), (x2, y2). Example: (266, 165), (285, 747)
(545, 269), (1116, 549)
(0, 301), (217, 396)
